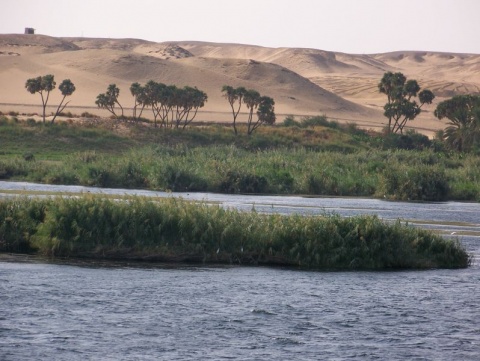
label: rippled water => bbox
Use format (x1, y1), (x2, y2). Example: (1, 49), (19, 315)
(1, 260), (480, 361)
(1, 181), (480, 360)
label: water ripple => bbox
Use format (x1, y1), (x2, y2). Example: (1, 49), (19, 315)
(1, 262), (480, 360)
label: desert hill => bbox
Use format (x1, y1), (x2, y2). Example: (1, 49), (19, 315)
(1, 34), (479, 134)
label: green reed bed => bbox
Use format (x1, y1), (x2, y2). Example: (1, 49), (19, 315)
(0, 196), (470, 269)
(2, 145), (479, 201)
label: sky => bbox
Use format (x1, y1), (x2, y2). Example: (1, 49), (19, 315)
(2, 0), (479, 54)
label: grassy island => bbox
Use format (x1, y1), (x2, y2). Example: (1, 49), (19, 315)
(0, 196), (470, 270)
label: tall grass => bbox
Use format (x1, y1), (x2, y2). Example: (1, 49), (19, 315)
(1, 146), (480, 201)
(1, 118), (480, 201)
(0, 196), (470, 269)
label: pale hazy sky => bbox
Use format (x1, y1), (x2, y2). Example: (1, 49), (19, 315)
(2, 0), (479, 54)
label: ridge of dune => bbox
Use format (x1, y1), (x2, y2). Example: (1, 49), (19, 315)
(1, 34), (479, 134)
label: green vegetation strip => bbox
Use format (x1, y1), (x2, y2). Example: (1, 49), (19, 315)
(0, 196), (470, 270)
(1, 117), (480, 202)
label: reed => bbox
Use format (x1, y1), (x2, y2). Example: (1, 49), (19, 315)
(1, 119), (480, 201)
(0, 196), (470, 269)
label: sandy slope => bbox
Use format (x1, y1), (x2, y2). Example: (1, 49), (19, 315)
(1, 34), (479, 134)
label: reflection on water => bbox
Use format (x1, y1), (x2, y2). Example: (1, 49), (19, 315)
(1, 181), (480, 360)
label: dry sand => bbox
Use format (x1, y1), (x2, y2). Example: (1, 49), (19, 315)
(1, 34), (479, 135)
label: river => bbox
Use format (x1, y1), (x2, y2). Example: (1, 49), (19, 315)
(1, 181), (480, 360)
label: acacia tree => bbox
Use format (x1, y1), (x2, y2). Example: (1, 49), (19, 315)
(222, 85), (246, 135)
(95, 84), (124, 119)
(379, 72), (435, 134)
(25, 74), (56, 123)
(248, 96), (276, 135)
(434, 94), (480, 152)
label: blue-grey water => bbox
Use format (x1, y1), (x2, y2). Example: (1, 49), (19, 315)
(1, 181), (480, 360)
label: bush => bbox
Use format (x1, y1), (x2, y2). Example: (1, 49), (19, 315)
(301, 115), (335, 128)
(219, 171), (269, 194)
(0, 198), (46, 253)
(118, 161), (149, 189)
(381, 131), (432, 150)
(283, 115), (301, 127)
(379, 165), (450, 201)
(87, 167), (114, 187)
(162, 166), (208, 192)
(0, 116), (9, 126)
(81, 112), (97, 118)
(23, 153), (35, 161)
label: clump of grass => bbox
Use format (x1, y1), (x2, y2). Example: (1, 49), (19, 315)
(378, 164), (450, 201)
(80, 112), (97, 118)
(0, 196), (471, 269)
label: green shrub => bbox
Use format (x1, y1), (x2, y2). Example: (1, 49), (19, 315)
(381, 132), (432, 150)
(301, 115), (337, 128)
(283, 115), (301, 127)
(379, 165), (450, 201)
(118, 161), (149, 189)
(0, 116), (9, 126)
(0, 198), (46, 253)
(87, 166), (114, 187)
(219, 171), (269, 194)
(162, 166), (208, 192)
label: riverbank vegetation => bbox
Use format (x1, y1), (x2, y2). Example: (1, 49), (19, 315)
(0, 114), (479, 201)
(0, 196), (470, 269)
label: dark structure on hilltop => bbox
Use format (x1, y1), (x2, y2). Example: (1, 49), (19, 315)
(24, 28), (35, 35)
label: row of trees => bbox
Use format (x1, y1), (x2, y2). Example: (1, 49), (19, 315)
(23, 73), (478, 151)
(221, 85), (276, 135)
(96, 82), (208, 129)
(95, 82), (276, 134)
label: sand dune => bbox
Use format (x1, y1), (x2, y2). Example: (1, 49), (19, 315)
(1, 34), (479, 134)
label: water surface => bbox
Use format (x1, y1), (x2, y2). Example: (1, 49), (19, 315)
(1, 260), (480, 361)
(1, 181), (480, 360)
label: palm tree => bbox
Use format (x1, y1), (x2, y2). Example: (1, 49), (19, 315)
(379, 72), (434, 134)
(244, 89), (261, 135)
(222, 85), (246, 135)
(25, 74), (56, 123)
(130, 82), (145, 121)
(248, 96), (276, 135)
(51, 79), (76, 124)
(434, 95), (480, 152)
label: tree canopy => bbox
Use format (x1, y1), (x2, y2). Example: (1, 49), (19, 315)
(25, 74), (56, 123)
(222, 85), (276, 135)
(249, 96), (276, 135)
(379, 72), (434, 134)
(25, 75), (76, 124)
(127, 81), (207, 128)
(95, 84), (124, 119)
(434, 94), (480, 152)
(51, 79), (76, 124)
(221, 85), (246, 135)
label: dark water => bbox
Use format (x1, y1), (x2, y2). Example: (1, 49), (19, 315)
(1, 181), (480, 360)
